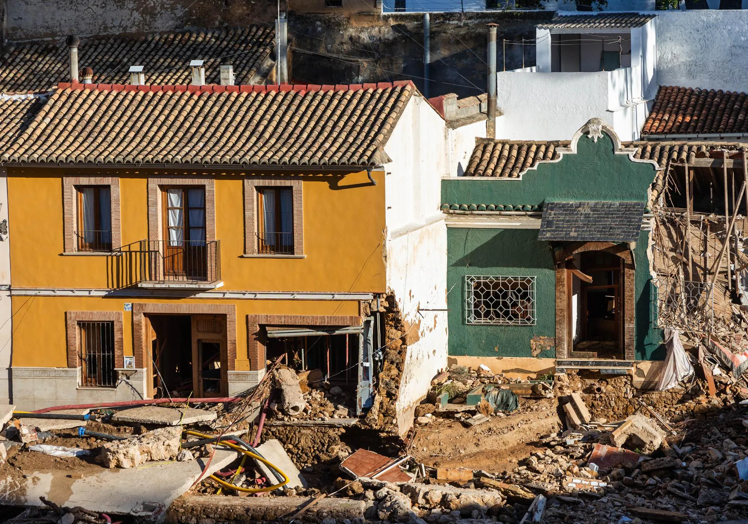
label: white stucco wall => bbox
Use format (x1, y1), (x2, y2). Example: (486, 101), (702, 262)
(657, 11), (748, 93)
(495, 71), (611, 140)
(0, 172), (11, 404)
(384, 96), (484, 435)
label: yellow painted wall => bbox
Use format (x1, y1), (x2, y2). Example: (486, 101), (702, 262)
(7, 168), (386, 292)
(11, 295), (361, 368)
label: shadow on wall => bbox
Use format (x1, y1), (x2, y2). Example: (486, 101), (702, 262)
(450, 229), (555, 270)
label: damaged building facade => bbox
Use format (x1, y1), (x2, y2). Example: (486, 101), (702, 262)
(1, 76), (484, 436)
(442, 120), (664, 382)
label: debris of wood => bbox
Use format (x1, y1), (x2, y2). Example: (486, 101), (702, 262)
(478, 479), (535, 502)
(563, 393), (592, 428)
(519, 494), (546, 524)
(464, 413), (490, 427)
(629, 507), (687, 522)
(435, 467), (473, 482)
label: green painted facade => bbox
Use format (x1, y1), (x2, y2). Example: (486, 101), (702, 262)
(444, 130), (665, 361)
(442, 134), (655, 210)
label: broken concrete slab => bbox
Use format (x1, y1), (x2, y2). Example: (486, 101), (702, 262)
(20, 409), (90, 432)
(255, 438), (307, 489)
(111, 406), (216, 426)
(563, 393), (592, 428)
(0, 450), (237, 519)
(98, 426), (182, 468)
(0, 405), (14, 428)
(610, 413), (666, 454)
(166, 494), (366, 523)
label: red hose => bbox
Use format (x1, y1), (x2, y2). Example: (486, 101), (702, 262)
(32, 397), (239, 414)
(252, 398), (270, 447)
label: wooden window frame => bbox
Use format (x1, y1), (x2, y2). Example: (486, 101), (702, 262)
(62, 177), (120, 254)
(161, 186), (207, 245)
(76, 186), (112, 252)
(244, 179), (303, 257)
(65, 311), (124, 387)
(147, 178), (215, 245)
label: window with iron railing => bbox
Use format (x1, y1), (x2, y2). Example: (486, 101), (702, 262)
(257, 187), (294, 255)
(466, 275), (536, 326)
(76, 186), (112, 252)
(78, 321), (116, 387)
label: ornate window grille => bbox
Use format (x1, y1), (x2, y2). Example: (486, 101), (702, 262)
(466, 276), (536, 326)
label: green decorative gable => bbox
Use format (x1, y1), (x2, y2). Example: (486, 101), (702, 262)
(442, 121), (659, 210)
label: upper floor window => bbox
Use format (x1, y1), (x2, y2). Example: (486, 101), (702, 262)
(257, 187), (294, 255)
(76, 186), (112, 252)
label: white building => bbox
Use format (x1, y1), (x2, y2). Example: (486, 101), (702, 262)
(495, 13), (657, 141)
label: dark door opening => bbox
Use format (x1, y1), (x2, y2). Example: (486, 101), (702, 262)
(145, 313), (228, 398)
(266, 331), (360, 384)
(571, 251), (624, 360)
(148, 315), (193, 398)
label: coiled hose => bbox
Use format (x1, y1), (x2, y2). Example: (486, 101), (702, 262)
(184, 430), (289, 493)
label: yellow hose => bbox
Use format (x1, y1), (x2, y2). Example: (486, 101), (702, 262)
(185, 430), (289, 493)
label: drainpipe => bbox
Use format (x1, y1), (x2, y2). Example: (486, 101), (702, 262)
(423, 13), (430, 98)
(487, 24), (497, 139)
(66, 35), (80, 83)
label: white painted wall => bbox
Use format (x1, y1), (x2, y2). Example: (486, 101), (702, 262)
(0, 171), (11, 404)
(383, 95), (484, 435)
(657, 11), (748, 93)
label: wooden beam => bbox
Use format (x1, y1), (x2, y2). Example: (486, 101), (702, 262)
(569, 269), (593, 284)
(709, 180), (746, 293)
(685, 163), (693, 281)
(677, 159), (743, 168)
(725, 161), (732, 290)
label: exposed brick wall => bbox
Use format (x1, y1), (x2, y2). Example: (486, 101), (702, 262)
(62, 176), (121, 253)
(244, 178), (303, 256)
(247, 314), (361, 371)
(65, 310), (124, 370)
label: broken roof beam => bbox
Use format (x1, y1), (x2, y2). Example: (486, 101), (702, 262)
(676, 158), (744, 168)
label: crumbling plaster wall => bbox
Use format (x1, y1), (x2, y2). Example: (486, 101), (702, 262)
(4, 0), (278, 41)
(657, 10), (748, 93)
(383, 95), (485, 436)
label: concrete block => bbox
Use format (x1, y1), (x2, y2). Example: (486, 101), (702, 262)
(0, 404), (14, 428)
(610, 413), (666, 454)
(166, 495), (365, 523)
(112, 406), (217, 426)
(563, 393), (591, 428)
(0, 450), (237, 518)
(98, 426), (182, 468)
(255, 438), (307, 489)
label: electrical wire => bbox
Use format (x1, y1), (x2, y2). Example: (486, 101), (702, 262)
(185, 430), (289, 493)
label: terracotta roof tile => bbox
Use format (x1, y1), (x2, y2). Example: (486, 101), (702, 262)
(465, 139), (568, 178)
(627, 141), (745, 165)
(0, 27), (274, 94)
(2, 82), (415, 167)
(642, 86), (748, 136)
(0, 96), (46, 150)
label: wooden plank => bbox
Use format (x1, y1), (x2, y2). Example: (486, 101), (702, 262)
(685, 163), (693, 281)
(569, 268), (593, 284)
(702, 362), (717, 397)
(678, 158), (742, 169)
(724, 162), (732, 290)
(436, 467), (474, 482)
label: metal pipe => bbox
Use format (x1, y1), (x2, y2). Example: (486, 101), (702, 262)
(66, 35), (80, 83)
(487, 24), (498, 139)
(423, 13), (430, 98)
(15, 412), (90, 421)
(78, 427), (126, 440)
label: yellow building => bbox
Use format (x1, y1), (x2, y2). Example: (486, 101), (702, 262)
(2, 81), (414, 409)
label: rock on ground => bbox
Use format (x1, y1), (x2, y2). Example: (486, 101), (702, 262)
(98, 426), (182, 468)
